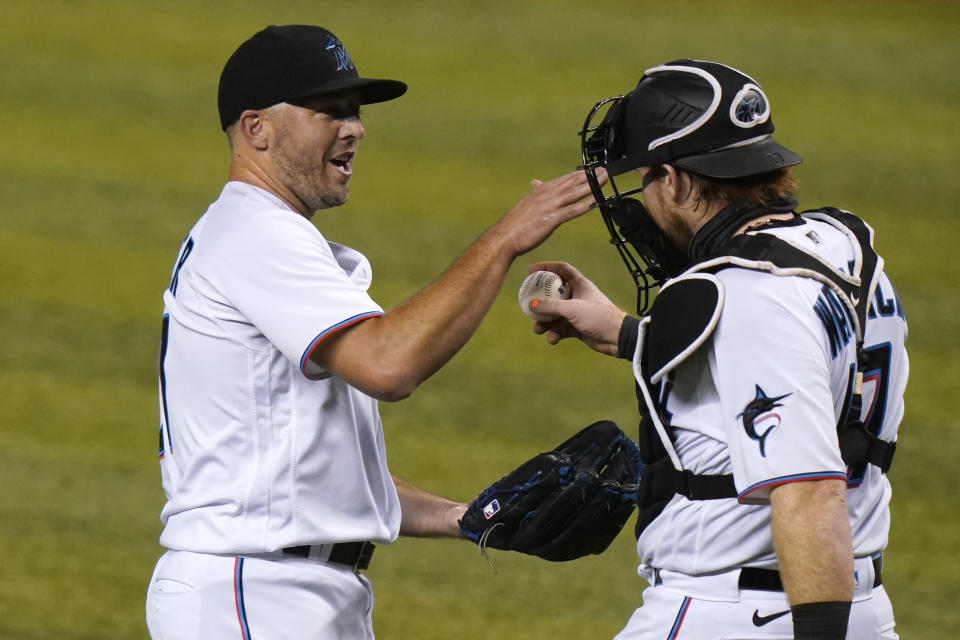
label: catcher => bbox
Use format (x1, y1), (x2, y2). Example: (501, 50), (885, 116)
(525, 60), (907, 639)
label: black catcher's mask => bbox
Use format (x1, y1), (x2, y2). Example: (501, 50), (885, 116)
(579, 59), (801, 315)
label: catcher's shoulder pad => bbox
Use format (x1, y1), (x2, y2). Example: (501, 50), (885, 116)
(644, 273), (724, 384)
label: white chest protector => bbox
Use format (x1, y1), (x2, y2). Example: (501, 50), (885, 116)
(630, 207), (901, 542)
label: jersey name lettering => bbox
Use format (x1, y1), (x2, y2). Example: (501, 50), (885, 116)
(812, 285), (855, 359)
(868, 278), (906, 320)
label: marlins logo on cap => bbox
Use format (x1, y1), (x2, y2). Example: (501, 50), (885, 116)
(217, 25), (407, 130)
(324, 34), (354, 72)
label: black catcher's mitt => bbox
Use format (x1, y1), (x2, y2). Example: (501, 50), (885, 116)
(458, 420), (641, 562)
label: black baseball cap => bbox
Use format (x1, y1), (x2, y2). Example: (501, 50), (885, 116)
(217, 25), (407, 130)
(605, 59), (801, 179)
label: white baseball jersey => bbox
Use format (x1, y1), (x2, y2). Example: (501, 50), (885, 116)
(155, 181), (401, 554)
(631, 213), (908, 579)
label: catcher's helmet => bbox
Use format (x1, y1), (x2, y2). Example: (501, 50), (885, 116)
(580, 59), (802, 314)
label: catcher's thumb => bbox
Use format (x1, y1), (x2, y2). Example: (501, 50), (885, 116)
(530, 298), (565, 318)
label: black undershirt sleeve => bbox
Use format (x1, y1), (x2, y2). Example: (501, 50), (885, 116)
(617, 315), (641, 360)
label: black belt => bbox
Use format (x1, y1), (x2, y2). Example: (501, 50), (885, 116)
(282, 542), (375, 571)
(739, 555), (882, 591)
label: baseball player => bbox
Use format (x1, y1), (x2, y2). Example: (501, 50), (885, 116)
(145, 24), (600, 640)
(529, 60), (906, 639)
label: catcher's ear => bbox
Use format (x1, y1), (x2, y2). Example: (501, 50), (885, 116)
(661, 164), (696, 206)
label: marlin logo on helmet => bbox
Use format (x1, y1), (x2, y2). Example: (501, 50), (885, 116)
(731, 85), (771, 128)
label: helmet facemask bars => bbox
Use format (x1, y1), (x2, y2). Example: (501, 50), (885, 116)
(579, 96), (688, 316)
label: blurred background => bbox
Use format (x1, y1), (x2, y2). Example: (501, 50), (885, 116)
(1, 0), (957, 637)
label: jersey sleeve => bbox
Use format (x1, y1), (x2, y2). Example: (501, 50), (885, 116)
(710, 269), (848, 505)
(215, 209), (383, 379)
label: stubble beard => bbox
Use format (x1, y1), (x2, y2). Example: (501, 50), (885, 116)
(272, 132), (349, 214)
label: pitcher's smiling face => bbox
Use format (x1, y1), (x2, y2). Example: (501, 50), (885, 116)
(268, 91), (365, 214)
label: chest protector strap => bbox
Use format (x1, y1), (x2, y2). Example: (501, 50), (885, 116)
(634, 208), (895, 534)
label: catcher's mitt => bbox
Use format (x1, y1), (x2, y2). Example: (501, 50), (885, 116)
(458, 420), (641, 562)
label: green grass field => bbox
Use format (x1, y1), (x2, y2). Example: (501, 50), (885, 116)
(1, 1), (958, 637)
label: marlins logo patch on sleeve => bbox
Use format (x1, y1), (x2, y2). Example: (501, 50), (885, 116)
(738, 385), (792, 457)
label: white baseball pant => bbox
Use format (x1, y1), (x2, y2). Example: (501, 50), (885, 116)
(615, 556), (897, 639)
(146, 550), (374, 640)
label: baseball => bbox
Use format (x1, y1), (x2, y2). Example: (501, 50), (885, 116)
(518, 270), (571, 321)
